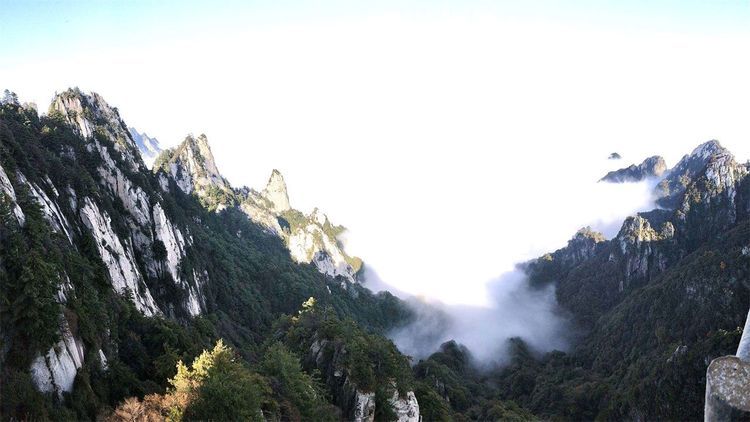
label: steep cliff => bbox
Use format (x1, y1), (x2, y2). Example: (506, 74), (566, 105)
(504, 139), (750, 420)
(0, 89), (411, 420)
(153, 136), (363, 283)
(279, 300), (420, 422)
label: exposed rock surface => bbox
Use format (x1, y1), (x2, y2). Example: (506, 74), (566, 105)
(528, 139), (749, 331)
(600, 155), (666, 183)
(307, 336), (420, 422)
(390, 390), (420, 422)
(153, 133), (229, 198)
(262, 169), (291, 212)
(29, 319), (85, 396)
(80, 197), (160, 316)
(8, 89), (214, 393)
(655, 140), (728, 209)
(615, 215), (673, 288)
(155, 136), (363, 283)
(0, 163), (25, 224)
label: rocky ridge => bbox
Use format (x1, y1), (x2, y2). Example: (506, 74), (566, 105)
(600, 155), (667, 183)
(516, 139), (750, 419)
(152, 136), (363, 283)
(2, 88), (209, 396)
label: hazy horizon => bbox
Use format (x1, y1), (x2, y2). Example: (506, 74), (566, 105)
(3, 0), (749, 306)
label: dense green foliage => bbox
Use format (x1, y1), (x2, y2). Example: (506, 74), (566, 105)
(0, 95), (413, 420)
(2, 90), (748, 421)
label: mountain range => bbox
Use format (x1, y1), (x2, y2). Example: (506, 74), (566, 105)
(0, 88), (748, 421)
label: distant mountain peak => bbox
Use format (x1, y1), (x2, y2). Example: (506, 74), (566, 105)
(690, 139), (726, 160)
(655, 139), (731, 209)
(600, 155), (667, 183)
(154, 133), (229, 197)
(51, 88), (144, 171)
(262, 169), (291, 212)
(129, 127), (162, 168)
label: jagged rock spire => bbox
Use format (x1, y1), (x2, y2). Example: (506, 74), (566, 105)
(51, 88), (144, 171)
(262, 169), (291, 212)
(655, 140), (730, 209)
(154, 133), (229, 196)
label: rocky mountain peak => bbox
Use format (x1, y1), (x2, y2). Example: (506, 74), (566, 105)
(655, 140), (731, 209)
(51, 88), (143, 171)
(616, 215), (673, 246)
(600, 155), (667, 183)
(690, 139), (726, 160)
(262, 169), (291, 212)
(154, 133), (229, 197)
(558, 226), (606, 266)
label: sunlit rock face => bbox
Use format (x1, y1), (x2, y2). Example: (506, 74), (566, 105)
(80, 197), (161, 316)
(155, 133), (363, 283)
(262, 169), (291, 212)
(16, 172), (72, 243)
(15, 89), (218, 395)
(614, 215), (673, 289)
(655, 140), (728, 209)
(30, 319), (85, 396)
(49, 88), (206, 318)
(307, 337), (420, 422)
(390, 390), (420, 422)
(154, 133), (230, 198)
(600, 155), (667, 183)
(674, 146), (749, 251)
(0, 164), (26, 224)
(52, 88), (143, 173)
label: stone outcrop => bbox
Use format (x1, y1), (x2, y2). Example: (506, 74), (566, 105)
(615, 215), (673, 288)
(261, 169), (291, 212)
(600, 155), (667, 183)
(153, 135), (363, 283)
(307, 336), (420, 422)
(29, 318), (85, 396)
(80, 197), (161, 316)
(153, 133), (230, 198)
(655, 140), (728, 209)
(13, 89), (214, 393)
(0, 163), (26, 224)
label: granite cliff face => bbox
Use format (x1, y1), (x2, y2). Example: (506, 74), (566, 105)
(600, 155), (667, 183)
(307, 335), (420, 422)
(1, 89), (411, 419)
(153, 133), (230, 202)
(152, 137), (363, 283)
(536, 140), (747, 321)
(1, 89), (212, 396)
(518, 139), (750, 420)
(655, 140), (731, 209)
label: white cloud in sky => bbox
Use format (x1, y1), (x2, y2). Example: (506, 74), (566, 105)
(2, 12), (749, 305)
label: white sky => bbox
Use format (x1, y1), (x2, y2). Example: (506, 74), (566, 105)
(2, 4), (749, 305)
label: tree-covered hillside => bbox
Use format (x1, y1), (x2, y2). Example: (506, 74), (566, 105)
(1, 88), (748, 421)
(0, 90), (423, 420)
